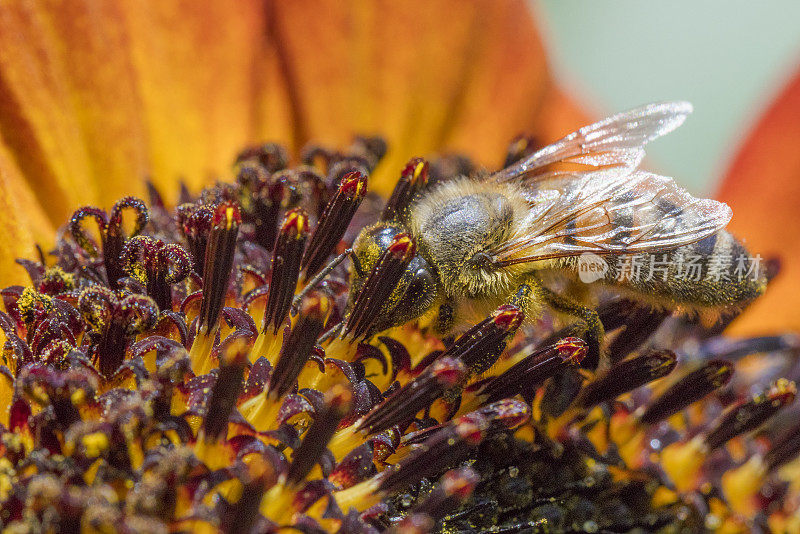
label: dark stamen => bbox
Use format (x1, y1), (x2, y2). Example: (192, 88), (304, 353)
(224, 456), (273, 533)
(104, 197), (149, 289)
(349, 135), (388, 171)
(177, 203), (214, 277)
(704, 379), (796, 451)
(235, 142), (290, 173)
(698, 334), (800, 361)
(598, 299), (669, 362)
(77, 287), (158, 377)
(765, 420), (800, 472)
(440, 304), (524, 377)
(253, 179), (285, 251)
(198, 202), (241, 334)
(411, 467), (479, 521)
(357, 356), (466, 435)
(202, 341), (249, 442)
(639, 360), (733, 425)
(121, 236), (192, 311)
(343, 233), (416, 340)
(286, 384), (352, 486)
(381, 400), (529, 494)
(379, 417), (488, 496)
(301, 171), (367, 281)
(381, 158), (429, 222)
(262, 209), (309, 335)
(503, 134), (540, 167)
(236, 162), (285, 251)
(268, 291), (330, 400)
(577, 350), (677, 409)
(480, 337), (586, 403)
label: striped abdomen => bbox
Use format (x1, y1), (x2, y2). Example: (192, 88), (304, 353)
(599, 231), (766, 313)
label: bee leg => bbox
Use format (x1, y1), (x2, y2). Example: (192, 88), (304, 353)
(519, 278), (606, 370)
(435, 301), (455, 334)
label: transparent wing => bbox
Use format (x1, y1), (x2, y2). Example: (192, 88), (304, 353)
(492, 101), (693, 185)
(489, 169), (732, 266)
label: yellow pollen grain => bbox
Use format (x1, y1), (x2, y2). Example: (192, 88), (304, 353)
(296, 213), (307, 233)
(70, 388), (86, 405)
(81, 432), (109, 458)
(413, 161), (425, 180)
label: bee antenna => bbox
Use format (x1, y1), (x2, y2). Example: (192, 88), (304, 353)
(291, 248), (352, 315)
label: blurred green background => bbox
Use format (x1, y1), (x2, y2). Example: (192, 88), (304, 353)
(534, 0), (800, 195)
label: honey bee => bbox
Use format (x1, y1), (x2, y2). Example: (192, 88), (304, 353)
(346, 102), (766, 365)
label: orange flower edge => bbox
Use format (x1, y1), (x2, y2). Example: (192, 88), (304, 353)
(717, 68), (800, 335)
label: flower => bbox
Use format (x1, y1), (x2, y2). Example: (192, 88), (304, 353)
(0, 135), (797, 531)
(1, 2), (799, 533)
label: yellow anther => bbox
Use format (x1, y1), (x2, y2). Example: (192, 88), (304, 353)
(81, 432), (109, 458)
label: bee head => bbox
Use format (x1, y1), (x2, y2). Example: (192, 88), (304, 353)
(347, 221), (439, 336)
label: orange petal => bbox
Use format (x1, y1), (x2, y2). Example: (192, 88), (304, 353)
(0, 1), (279, 217)
(0, 0), (581, 204)
(0, 137), (54, 285)
(0, 2), (102, 223)
(264, 0), (587, 195)
(716, 68), (800, 335)
(119, 0), (282, 200)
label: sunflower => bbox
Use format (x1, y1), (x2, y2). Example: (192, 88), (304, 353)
(0, 2), (799, 533)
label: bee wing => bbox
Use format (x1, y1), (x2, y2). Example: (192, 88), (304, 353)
(492, 101), (693, 185)
(488, 169), (732, 265)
